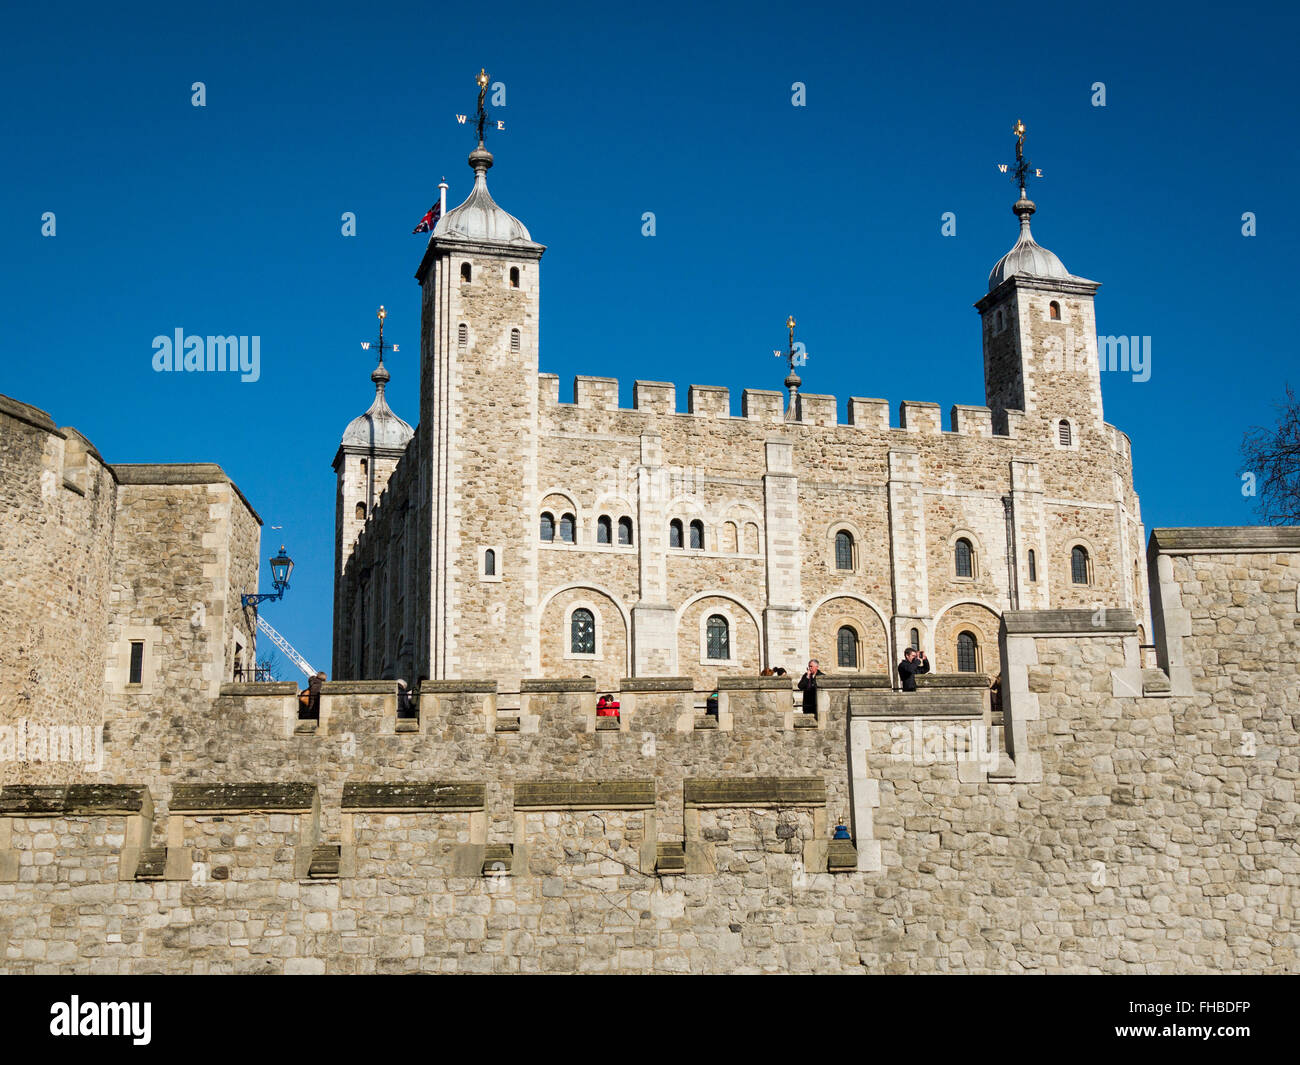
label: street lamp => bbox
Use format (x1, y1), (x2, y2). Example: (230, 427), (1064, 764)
(242, 545), (295, 608)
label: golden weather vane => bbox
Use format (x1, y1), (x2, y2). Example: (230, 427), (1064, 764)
(453, 67), (507, 142)
(999, 118), (1043, 190)
(360, 305), (398, 365)
(774, 315), (808, 421)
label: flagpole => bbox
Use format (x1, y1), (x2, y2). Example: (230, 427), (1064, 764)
(438, 177), (447, 220)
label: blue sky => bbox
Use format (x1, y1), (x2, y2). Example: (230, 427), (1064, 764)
(2, 0), (1295, 673)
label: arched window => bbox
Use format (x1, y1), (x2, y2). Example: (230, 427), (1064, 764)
(669, 519), (683, 548)
(596, 515), (612, 544)
(359, 458), (368, 476)
(509, 266), (520, 288)
(1049, 300), (1060, 320)
(460, 262), (472, 282)
(570, 608), (595, 655)
(539, 512), (554, 542)
(957, 631), (979, 672)
(705, 615), (729, 660)
(837, 626), (858, 668)
(1071, 545), (1090, 585)
(1058, 420), (1072, 446)
(617, 516), (633, 545)
(355, 502), (366, 520)
(510, 328), (521, 353)
(458, 323), (468, 348)
(559, 513), (576, 543)
(689, 519), (704, 550)
(954, 538), (974, 578)
(834, 529), (854, 570)
(909, 627), (920, 652)
(484, 549), (496, 576)
(1027, 549), (1037, 582)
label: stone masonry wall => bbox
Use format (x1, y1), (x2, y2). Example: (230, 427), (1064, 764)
(0, 397), (117, 773)
(0, 529), (1295, 973)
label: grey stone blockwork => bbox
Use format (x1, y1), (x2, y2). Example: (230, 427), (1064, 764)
(1, 514), (1297, 971)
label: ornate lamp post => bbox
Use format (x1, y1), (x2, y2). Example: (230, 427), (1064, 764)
(242, 545), (295, 608)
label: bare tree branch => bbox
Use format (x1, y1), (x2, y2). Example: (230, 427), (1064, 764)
(1241, 384), (1300, 525)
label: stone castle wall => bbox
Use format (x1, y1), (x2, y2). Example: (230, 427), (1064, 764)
(0, 397), (118, 773)
(0, 393), (262, 792)
(2, 527), (1295, 973)
(334, 361), (1147, 690)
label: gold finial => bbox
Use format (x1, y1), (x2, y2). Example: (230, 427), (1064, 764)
(377, 306), (386, 320)
(477, 68), (490, 89)
(787, 315), (796, 345)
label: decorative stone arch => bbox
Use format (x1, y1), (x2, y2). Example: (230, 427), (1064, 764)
(806, 593), (891, 674)
(947, 528), (984, 581)
(665, 493), (706, 519)
(932, 598), (1001, 675)
(538, 584), (631, 687)
(538, 489), (579, 544)
(717, 498), (762, 526)
(1063, 535), (1099, 587)
(589, 492), (635, 545)
(538, 487), (579, 513)
(720, 521), (739, 553)
(674, 591), (764, 676)
(742, 521), (760, 555)
(825, 519), (866, 574)
(665, 494), (707, 551)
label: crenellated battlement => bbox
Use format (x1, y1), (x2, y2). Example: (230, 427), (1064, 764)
(538, 372), (1135, 455)
(533, 371), (1144, 462)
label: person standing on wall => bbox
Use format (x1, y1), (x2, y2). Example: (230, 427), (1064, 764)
(797, 659), (821, 714)
(897, 648), (929, 692)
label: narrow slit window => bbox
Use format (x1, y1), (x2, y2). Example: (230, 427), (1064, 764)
(509, 266), (520, 288)
(834, 529), (854, 570)
(617, 516), (633, 545)
(128, 641), (144, 685)
(458, 323), (468, 348)
(1028, 548), (1038, 582)
(484, 549), (496, 576)
(559, 513), (576, 543)
(669, 519), (683, 549)
(510, 328), (521, 353)
(460, 262), (472, 282)
(539, 512), (554, 542)
(1058, 420), (1073, 446)
(689, 520), (704, 550)
(596, 515), (612, 544)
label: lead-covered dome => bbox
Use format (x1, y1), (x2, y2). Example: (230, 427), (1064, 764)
(987, 195), (1071, 291)
(342, 362), (413, 450)
(433, 147), (535, 244)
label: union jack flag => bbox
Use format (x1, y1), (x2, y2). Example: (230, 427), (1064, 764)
(412, 201), (442, 234)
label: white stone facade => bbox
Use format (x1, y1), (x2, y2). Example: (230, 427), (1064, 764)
(334, 151), (1151, 692)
